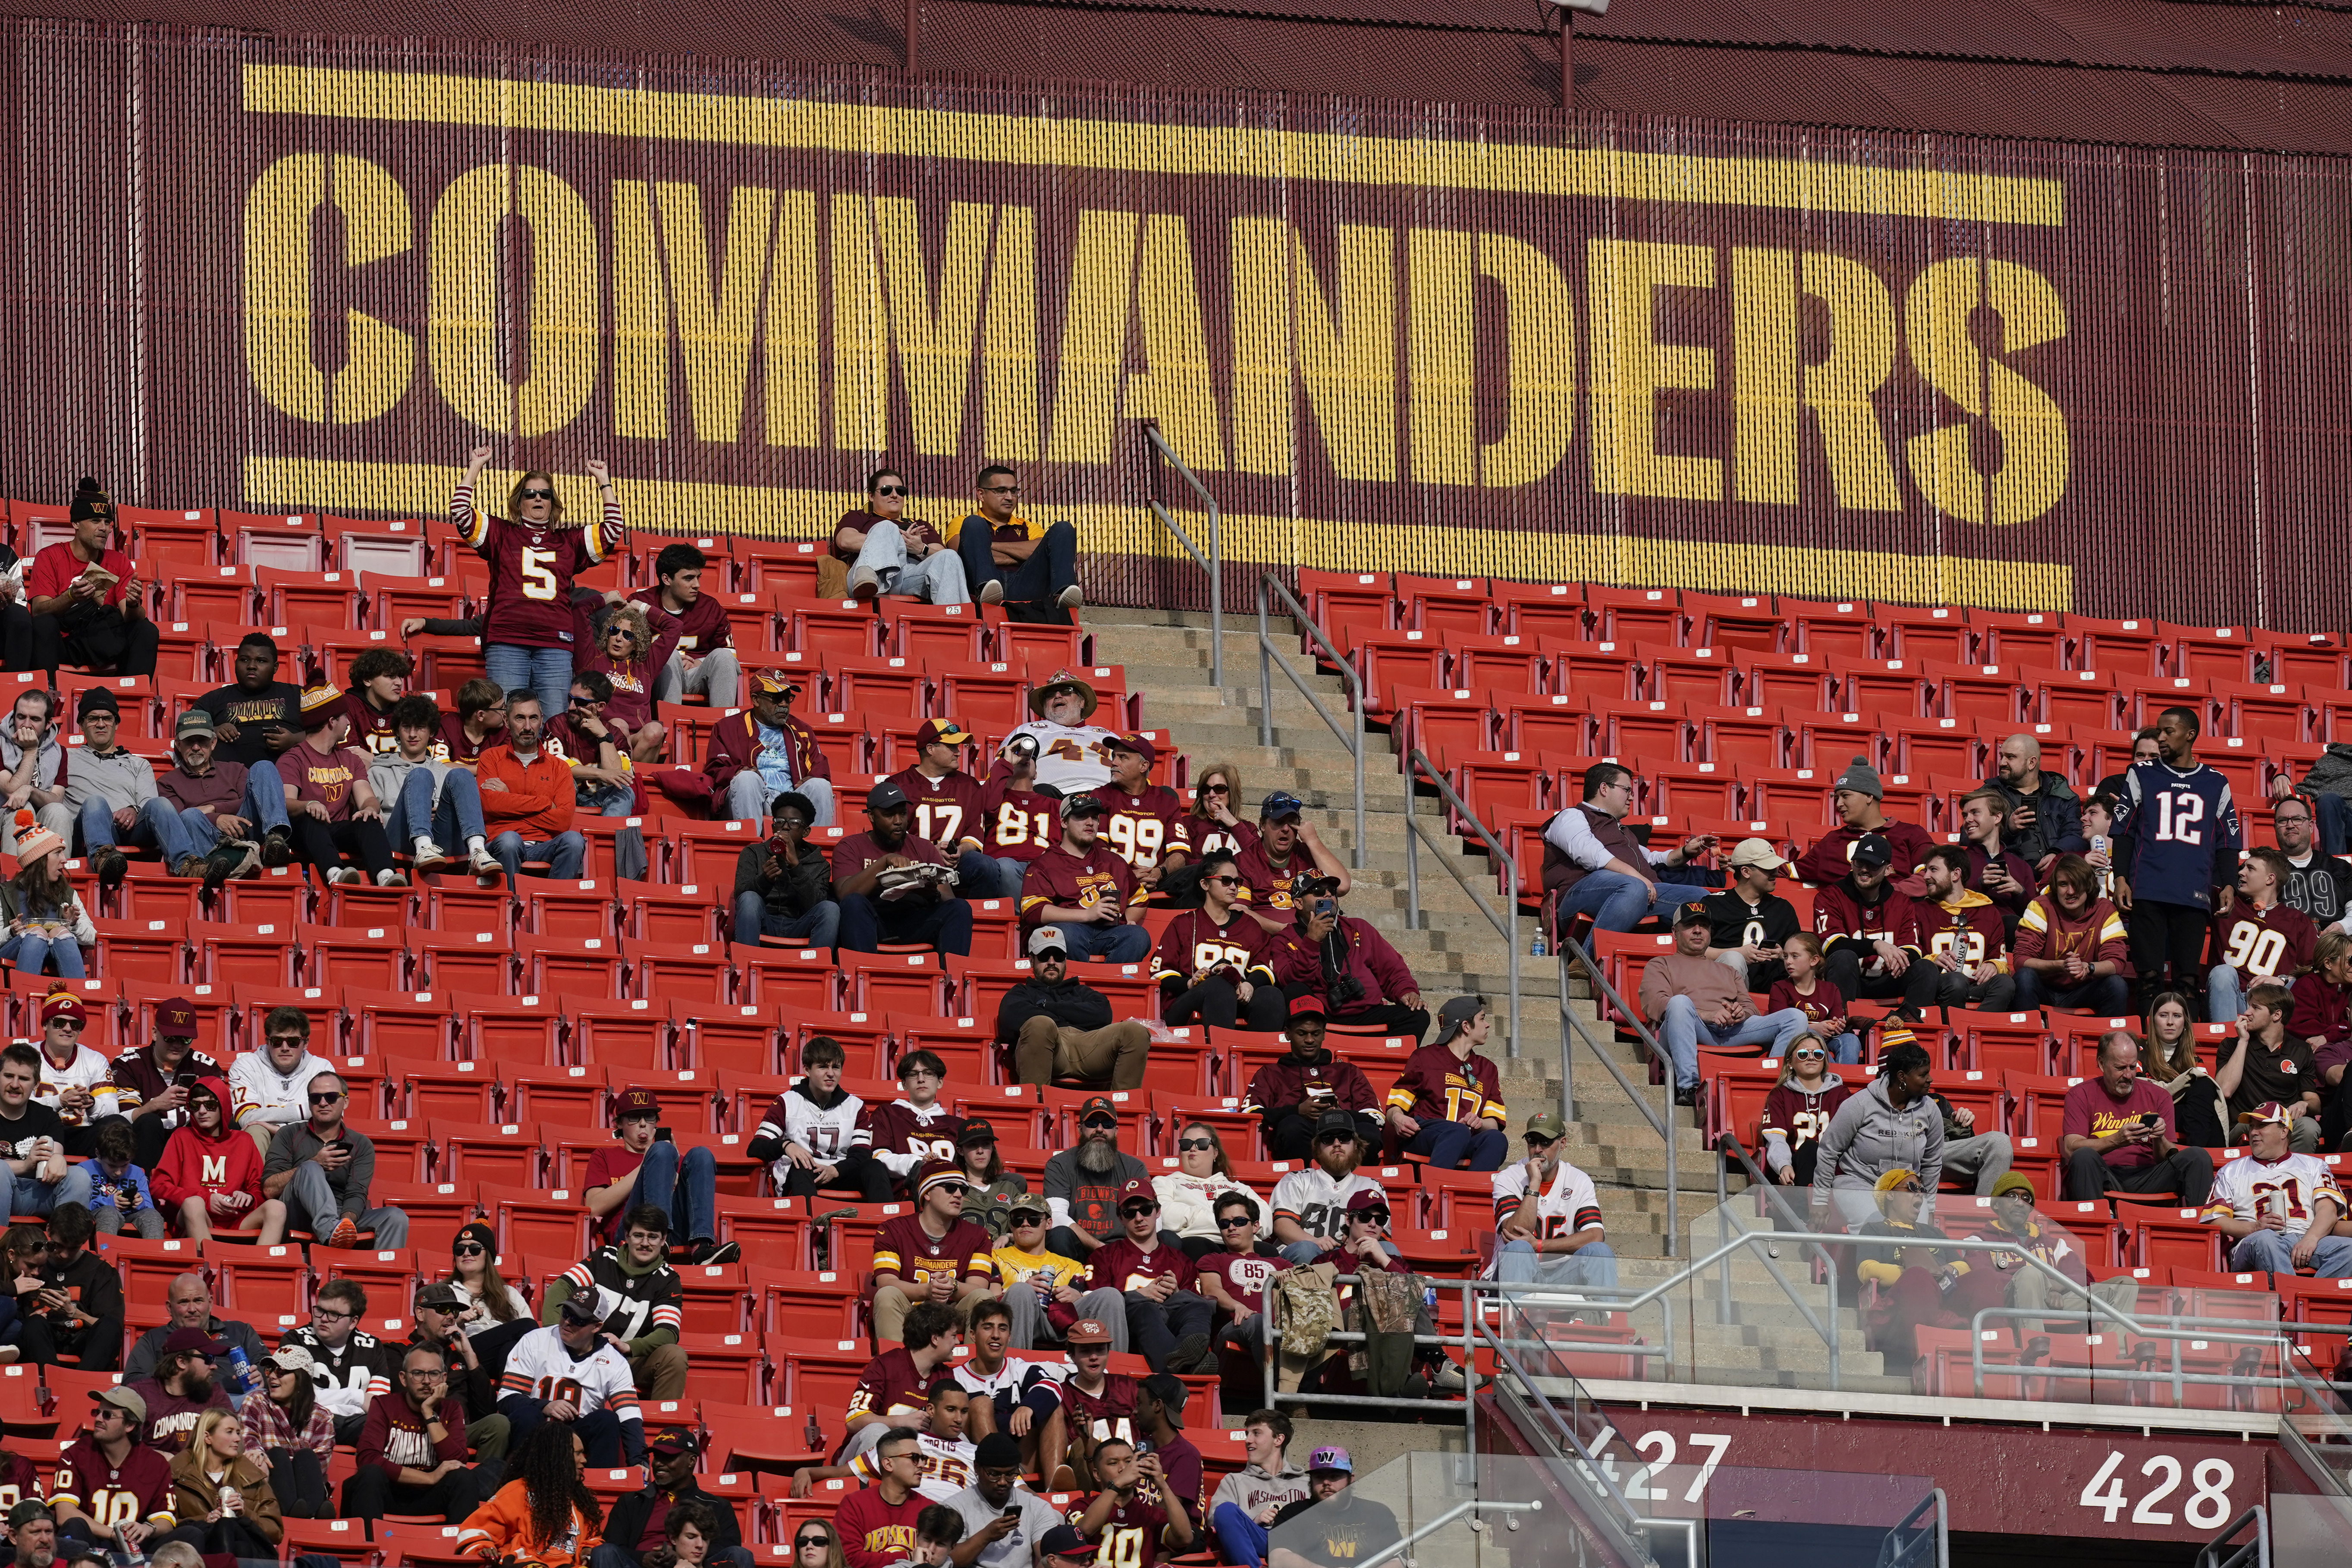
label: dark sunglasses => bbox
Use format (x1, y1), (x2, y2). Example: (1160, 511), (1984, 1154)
(265, 1036), (307, 1049)
(873, 485), (908, 497)
(1201, 783), (1229, 794)
(452, 1244), (486, 1256)
(308, 1091), (344, 1104)
(49, 1020), (81, 1032)
(569, 696), (603, 708)
(1354, 1209), (1391, 1225)
(1315, 1132), (1356, 1146)
(795, 1536), (831, 1549)
(1081, 1116), (1118, 1131)
(1177, 1138), (1215, 1152)
(519, 487), (555, 500)
(1524, 1133), (1558, 1149)
(1202, 876), (1238, 888)
(1119, 1203), (1159, 1217)
(1215, 1214), (1254, 1229)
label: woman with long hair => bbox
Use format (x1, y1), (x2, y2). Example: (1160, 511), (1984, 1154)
(169, 1410), (283, 1557)
(2292, 929), (2352, 1150)
(579, 604), (665, 764)
(1152, 1122), (1266, 1260)
(240, 1346), (333, 1517)
(0, 811), (91, 977)
(831, 468), (969, 606)
(451, 446), (626, 721)
(443, 1222), (534, 1382)
(2141, 989), (2226, 1147)
(459, 1423), (603, 1568)
(790, 1519), (848, 1568)
(954, 1122), (1024, 1237)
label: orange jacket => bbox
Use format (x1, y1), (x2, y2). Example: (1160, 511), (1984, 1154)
(476, 744), (575, 840)
(456, 1478), (602, 1567)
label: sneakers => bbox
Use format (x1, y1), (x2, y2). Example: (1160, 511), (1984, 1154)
(1166, 1332), (1213, 1374)
(173, 855), (208, 879)
(375, 867), (407, 887)
(328, 867), (364, 886)
(1056, 584), (1084, 611)
(1673, 1085), (1699, 1107)
(1432, 1361), (1468, 1392)
(979, 580), (1005, 606)
(411, 842), (451, 872)
(325, 1215), (360, 1248)
(260, 828), (294, 868)
(689, 1240), (741, 1266)
(91, 848), (129, 890)
(469, 845), (501, 876)
(847, 566), (881, 603)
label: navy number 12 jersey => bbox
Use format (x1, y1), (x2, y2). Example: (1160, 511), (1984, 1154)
(2114, 760), (2242, 910)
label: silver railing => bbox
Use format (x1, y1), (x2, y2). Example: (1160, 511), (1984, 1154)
(2197, 1506), (2270, 1568)
(1402, 748), (1520, 1057)
(1556, 936), (1682, 1256)
(1257, 573), (1366, 867)
(1140, 423), (1222, 690)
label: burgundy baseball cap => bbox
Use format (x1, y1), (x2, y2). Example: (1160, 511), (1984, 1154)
(614, 1087), (660, 1122)
(1117, 1178), (1157, 1210)
(153, 997), (198, 1036)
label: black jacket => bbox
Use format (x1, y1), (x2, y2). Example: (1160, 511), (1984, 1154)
(602, 1477), (746, 1562)
(733, 841), (833, 920)
(994, 975), (1114, 1042)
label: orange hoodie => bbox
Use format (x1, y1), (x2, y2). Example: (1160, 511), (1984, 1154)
(150, 1075), (264, 1217)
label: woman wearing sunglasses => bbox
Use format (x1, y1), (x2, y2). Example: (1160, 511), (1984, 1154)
(578, 603), (664, 765)
(1759, 1036), (1851, 1192)
(452, 445), (628, 722)
(1152, 1123), (1267, 1260)
(832, 469), (971, 605)
(440, 1222), (536, 1383)
(792, 1519), (848, 1568)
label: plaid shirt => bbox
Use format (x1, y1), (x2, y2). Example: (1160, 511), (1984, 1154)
(240, 1389), (334, 1458)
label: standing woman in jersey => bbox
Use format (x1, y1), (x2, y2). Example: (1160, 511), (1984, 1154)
(451, 447), (626, 723)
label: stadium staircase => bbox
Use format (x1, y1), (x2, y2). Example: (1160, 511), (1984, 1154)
(1091, 606), (1889, 1390)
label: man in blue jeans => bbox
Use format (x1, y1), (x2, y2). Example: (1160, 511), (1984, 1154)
(582, 1087), (739, 1266)
(1490, 1111), (1617, 1289)
(1638, 906), (1812, 1105)
(955, 465), (1081, 614)
(155, 707), (298, 886)
(1021, 794), (1150, 963)
(1543, 762), (1713, 951)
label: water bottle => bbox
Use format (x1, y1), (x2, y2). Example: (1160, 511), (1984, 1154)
(226, 1344), (258, 1399)
(1531, 930), (1548, 958)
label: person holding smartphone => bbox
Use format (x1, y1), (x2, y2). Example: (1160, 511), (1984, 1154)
(2059, 1031), (2215, 1202)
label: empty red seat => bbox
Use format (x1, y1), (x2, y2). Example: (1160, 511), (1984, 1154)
(520, 933), (626, 999)
(627, 939), (733, 1004)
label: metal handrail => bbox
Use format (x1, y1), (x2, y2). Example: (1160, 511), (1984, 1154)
(1354, 1501), (1543, 1568)
(1879, 1489), (1949, 1568)
(2195, 1505), (2268, 1568)
(1554, 937), (1680, 1256)
(1257, 574), (1366, 867)
(1402, 748), (1520, 1057)
(1141, 424), (1222, 690)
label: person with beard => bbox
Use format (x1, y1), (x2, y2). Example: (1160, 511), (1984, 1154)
(1243, 999), (1379, 1161)
(342, 1343), (500, 1523)
(1811, 833), (1928, 1016)
(836, 782), (973, 957)
(110, 999), (226, 1174)
(595, 1430), (751, 1568)
(1153, 852), (1284, 1031)
(884, 721), (1006, 899)
(126, 1329), (233, 1453)
(1265, 886), (1427, 1042)
(997, 927), (1150, 1092)
(6, 1500), (55, 1568)
(1040, 1099), (1149, 1259)
(1266, 1112), (1384, 1265)
(750, 1037), (894, 1203)
(939, 1432), (1061, 1568)
(2270, 794), (2352, 929)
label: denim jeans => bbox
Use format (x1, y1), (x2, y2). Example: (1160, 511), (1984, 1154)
(732, 890), (841, 949)
(848, 522), (973, 605)
(723, 770), (836, 826)
(578, 781), (638, 817)
(1654, 999), (1812, 1091)
(1404, 1120), (1508, 1171)
(2230, 1227), (2352, 1278)
(0, 932), (83, 979)
(956, 518), (1077, 605)
(2207, 964), (2249, 1024)
(2015, 967), (2132, 1017)
(958, 849), (1025, 899)
(1056, 919), (1151, 963)
(490, 830), (585, 880)
(10, 1160), (93, 1217)
(1497, 1238), (1619, 1288)
(80, 795), (203, 863)
(386, 768), (486, 853)
(175, 763), (294, 854)
(1559, 869), (1705, 949)
(278, 1162), (409, 1246)
(634, 1141), (718, 1244)
(484, 644), (575, 724)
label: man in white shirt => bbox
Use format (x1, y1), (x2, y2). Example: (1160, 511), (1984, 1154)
(2204, 1102), (2352, 1277)
(1488, 1112), (1614, 1288)
(1542, 763), (1712, 948)
(31, 995), (114, 1156)
(1267, 1111), (1385, 1266)
(229, 1006), (336, 1159)
(1003, 672), (1118, 794)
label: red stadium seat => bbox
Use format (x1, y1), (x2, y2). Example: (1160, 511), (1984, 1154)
(431, 1121), (542, 1187)
(1586, 586), (1684, 644)
(576, 1000), (681, 1072)
(1785, 601), (1875, 660)
(1491, 581), (1587, 641)
(411, 930), (514, 995)
(1397, 575), (1493, 639)
(1685, 591), (1780, 654)
(521, 933), (626, 999)
(347, 990), (461, 1060)
(505, 1064), (613, 1125)
(298, 923), (410, 991)
(385, 1056), (498, 1122)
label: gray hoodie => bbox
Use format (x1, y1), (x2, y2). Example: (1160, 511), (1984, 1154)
(1209, 1460), (1309, 1520)
(1810, 1072), (1943, 1200)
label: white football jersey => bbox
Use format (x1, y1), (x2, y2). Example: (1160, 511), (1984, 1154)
(2206, 1151), (2346, 1240)
(228, 1048), (336, 1128)
(1269, 1168), (1385, 1241)
(1485, 1158), (1604, 1279)
(33, 1043), (113, 1122)
(756, 1085), (869, 1185)
(854, 1429), (977, 1502)
(499, 1325), (644, 1425)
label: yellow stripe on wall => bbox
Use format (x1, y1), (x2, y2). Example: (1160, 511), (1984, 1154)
(245, 455), (2072, 612)
(241, 65), (2064, 228)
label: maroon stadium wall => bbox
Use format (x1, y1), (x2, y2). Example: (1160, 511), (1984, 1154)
(9, 20), (2352, 627)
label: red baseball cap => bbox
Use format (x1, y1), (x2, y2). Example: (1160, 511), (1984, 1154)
(614, 1087), (660, 1122)
(1117, 1178), (1157, 1209)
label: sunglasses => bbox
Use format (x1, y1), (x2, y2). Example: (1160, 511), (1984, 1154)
(452, 1244), (485, 1256)
(1524, 1134), (1558, 1149)
(49, 1019), (81, 1032)
(1791, 1048), (1828, 1060)
(1119, 1203), (1159, 1217)
(1215, 1215), (1254, 1229)
(1315, 1133), (1355, 1146)
(519, 487), (555, 500)
(1202, 876), (1238, 888)
(796, 1537), (831, 1550)
(266, 1036), (307, 1049)
(936, 1183), (968, 1197)
(308, 1091), (344, 1104)
(1177, 1138), (1215, 1152)
(1353, 1210), (1390, 1225)
(873, 485), (909, 497)
(1082, 1117), (1118, 1131)
(1201, 783), (1229, 794)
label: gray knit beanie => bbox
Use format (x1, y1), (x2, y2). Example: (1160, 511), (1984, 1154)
(1833, 755), (1882, 800)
